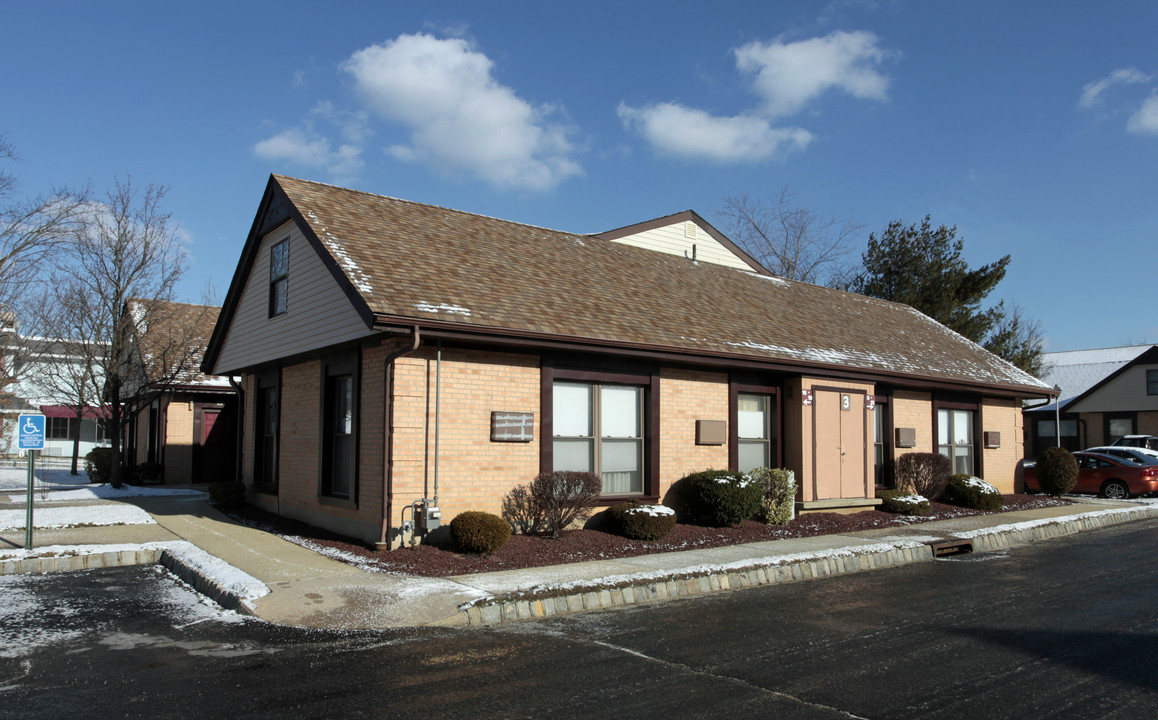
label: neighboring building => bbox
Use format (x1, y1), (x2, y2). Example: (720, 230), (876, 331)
(202, 175), (1054, 549)
(0, 329), (109, 462)
(1024, 345), (1158, 458)
(122, 300), (237, 484)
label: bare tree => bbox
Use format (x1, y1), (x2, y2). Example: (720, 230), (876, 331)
(53, 178), (186, 487)
(0, 136), (88, 397)
(717, 188), (862, 286)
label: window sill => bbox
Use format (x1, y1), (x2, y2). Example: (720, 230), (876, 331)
(319, 495), (356, 510)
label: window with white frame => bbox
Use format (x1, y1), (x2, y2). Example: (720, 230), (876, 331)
(552, 381), (644, 495)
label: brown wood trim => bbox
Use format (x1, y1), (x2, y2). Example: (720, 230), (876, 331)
(728, 379), (781, 471)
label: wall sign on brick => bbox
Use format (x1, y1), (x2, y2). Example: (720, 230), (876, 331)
(491, 411), (534, 442)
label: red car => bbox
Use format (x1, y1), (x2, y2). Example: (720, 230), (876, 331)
(1024, 451), (1158, 499)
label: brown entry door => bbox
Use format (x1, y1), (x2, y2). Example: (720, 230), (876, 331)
(814, 390), (867, 500)
(194, 406), (236, 483)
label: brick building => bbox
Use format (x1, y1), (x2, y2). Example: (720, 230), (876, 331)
(203, 175), (1054, 549)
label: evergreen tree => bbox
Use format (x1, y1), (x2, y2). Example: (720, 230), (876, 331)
(852, 215), (1046, 377)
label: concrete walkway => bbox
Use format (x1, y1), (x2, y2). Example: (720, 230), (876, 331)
(3, 491), (1156, 630)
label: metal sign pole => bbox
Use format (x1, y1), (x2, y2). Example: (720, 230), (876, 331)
(25, 449), (34, 550)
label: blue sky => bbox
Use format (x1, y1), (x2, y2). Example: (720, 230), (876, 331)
(3, 1), (1155, 353)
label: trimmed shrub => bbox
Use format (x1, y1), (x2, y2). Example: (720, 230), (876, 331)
(896, 452), (952, 500)
(607, 501), (677, 541)
(877, 489), (931, 515)
(750, 467), (797, 525)
(450, 511), (511, 554)
(84, 447), (112, 484)
(942, 473), (1003, 511)
(132, 461), (163, 485)
(501, 470), (602, 539)
(208, 480), (245, 510)
(683, 469), (764, 527)
(1036, 446), (1079, 497)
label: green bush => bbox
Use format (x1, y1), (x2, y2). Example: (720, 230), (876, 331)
(209, 481), (246, 510)
(942, 473), (1003, 511)
(750, 467), (797, 525)
(450, 511), (511, 554)
(131, 461), (163, 485)
(683, 469), (764, 527)
(84, 447), (112, 484)
(877, 489), (931, 515)
(1036, 447), (1079, 497)
(896, 452), (952, 500)
(607, 501), (677, 541)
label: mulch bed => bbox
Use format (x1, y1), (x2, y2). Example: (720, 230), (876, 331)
(224, 494), (1070, 578)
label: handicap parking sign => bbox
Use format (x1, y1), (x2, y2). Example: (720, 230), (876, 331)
(18, 414), (45, 451)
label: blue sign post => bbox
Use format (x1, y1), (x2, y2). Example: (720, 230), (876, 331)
(18, 414), (45, 550)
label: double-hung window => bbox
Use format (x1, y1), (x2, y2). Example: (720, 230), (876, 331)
(736, 393), (775, 472)
(937, 408), (975, 475)
(321, 353), (358, 501)
(268, 239), (288, 318)
(553, 381), (644, 495)
(254, 371), (279, 491)
(1148, 369), (1158, 396)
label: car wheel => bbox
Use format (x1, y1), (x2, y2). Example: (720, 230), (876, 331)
(1101, 480), (1130, 500)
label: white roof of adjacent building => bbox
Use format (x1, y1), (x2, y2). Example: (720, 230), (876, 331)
(1033, 344), (1155, 412)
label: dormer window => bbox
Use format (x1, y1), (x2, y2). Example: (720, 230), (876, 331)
(269, 239), (288, 317)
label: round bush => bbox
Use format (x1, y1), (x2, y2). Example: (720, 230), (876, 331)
(84, 447), (112, 484)
(607, 501), (677, 540)
(942, 473), (1003, 511)
(683, 469), (764, 527)
(450, 511), (511, 554)
(877, 489), (930, 515)
(1036, 447), (1078, 497)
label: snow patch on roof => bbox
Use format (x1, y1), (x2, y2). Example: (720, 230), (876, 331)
(415, 302), (472, 317)
(305, 210), (374, 294)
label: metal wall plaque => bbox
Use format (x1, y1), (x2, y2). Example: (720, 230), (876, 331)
(491, 411), (534, 442)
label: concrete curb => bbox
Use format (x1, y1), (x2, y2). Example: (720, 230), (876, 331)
(157, 548), (255, 615)
(0, 547), (163, 576)
(446, 504), (1158, 627)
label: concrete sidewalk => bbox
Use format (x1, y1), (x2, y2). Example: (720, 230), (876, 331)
(3, 491), (1156, 630)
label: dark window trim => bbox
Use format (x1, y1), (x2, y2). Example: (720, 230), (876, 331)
(728, 379), (781, 471)
(1147, 369), (1158, 396)
(873, 394), (894, 488)
(253, 367), (280, 493)
(319, 349), (360, 504)
(541, 358), (660, 501)
(933, 396), (982, 478)
(268, 238), (289, 318)
(1104, 412), (1137, 444)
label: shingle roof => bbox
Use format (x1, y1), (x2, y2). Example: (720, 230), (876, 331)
(235, 175), (1053, 395)
(1029, 345), (1156, 412)
(130, 300), (229, 389)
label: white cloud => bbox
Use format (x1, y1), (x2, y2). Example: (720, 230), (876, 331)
(617, 102), (812, 162)
(1078, 67), (1151, 108)
(1127, 93), (1158, 135)
(253, 103), (367, 180)
(734, 30), (890, 118)
(341, 33), (580, 191)
(619, 30), (890, 163)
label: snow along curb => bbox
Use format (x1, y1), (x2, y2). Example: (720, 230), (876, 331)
(444, 503), (1158, 628)
(0, 540), (270, 615)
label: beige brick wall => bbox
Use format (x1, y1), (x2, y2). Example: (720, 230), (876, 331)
(658, 368), (729, 496)
(980, 397), (1022, 493)
(163, 397), (194, 485)
(390, 346), (541, 541)
(891, 390), (933, 456)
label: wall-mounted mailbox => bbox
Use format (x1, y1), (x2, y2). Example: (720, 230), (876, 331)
(696, 419), (726, 445)
(895, 427), (917, 448)
(491, 412), (534, 442)
(984, 431), (1001, 449)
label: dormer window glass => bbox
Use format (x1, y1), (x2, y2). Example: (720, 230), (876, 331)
(269, 239), (288, 317)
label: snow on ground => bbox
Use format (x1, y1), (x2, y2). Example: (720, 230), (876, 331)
(0, 462), (95, 492)
(0, 503), (155, 531)
(6, 484), (206, 504)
